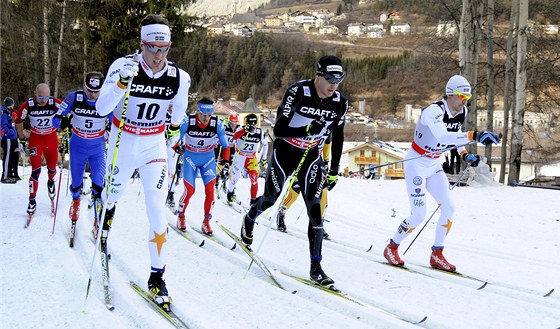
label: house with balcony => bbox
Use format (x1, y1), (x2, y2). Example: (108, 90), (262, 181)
(342, 141), (406, 179)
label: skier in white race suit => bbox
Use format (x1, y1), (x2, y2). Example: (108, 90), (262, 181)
(95, 14), (190, 309)
(383, 75), (500, 272)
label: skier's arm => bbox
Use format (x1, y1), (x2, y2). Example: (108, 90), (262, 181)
(216, 120), (229, 148)
(96, 57), (134, 116)
(178, 119), (190, 141)
(170, 70), (191, 127)
(259, 132), (269, 161)
(15, 102), (28, 139)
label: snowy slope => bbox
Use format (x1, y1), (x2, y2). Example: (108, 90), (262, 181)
(1, 167), (559, 329)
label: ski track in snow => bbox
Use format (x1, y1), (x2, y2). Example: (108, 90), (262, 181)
(1, 166), (560, 329)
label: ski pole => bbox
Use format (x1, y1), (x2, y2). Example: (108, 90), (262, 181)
(245, 137), (316, 275)
(65, 133), (70, 196)
(449, 163), (472, 190)
(403, 204), (441, 255)
(51, 149), (66, 235)
(84, 50), (138, 309)
(351, 141), (477, 175)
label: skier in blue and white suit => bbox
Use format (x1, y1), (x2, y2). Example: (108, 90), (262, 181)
(174, 97), (228, 236)
(54, 71), (110, 223)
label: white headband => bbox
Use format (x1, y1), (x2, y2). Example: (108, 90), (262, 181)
(141, 24), (171, 43)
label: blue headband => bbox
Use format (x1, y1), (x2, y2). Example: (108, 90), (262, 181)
(197, 103), (214, 114)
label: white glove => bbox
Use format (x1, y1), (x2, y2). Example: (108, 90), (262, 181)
(119, 58), (139, 84)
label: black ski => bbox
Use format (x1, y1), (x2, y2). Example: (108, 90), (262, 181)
(130, 281), (190, 329)
(100, 239), (114, 310)
(69, 221), (77, 248)
(216, 221), (285, 290)
(281, 272), (428, 326)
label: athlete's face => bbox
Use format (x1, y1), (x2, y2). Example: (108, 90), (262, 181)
(84, 85), (100, 101)
(228, 121), (238, 130)
(447, 94), (468, 114)
(196, 111), (211, 126)
(34, 86), (50, 106)
(141, 41), (171, 73)
(314, 76), (340, 99)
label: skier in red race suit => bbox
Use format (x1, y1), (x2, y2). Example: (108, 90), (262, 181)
(15, 83), (62, 215)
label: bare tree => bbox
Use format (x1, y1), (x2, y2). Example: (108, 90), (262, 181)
(42, 1), (51, 85)
(499, 0), (518, 183)
(484, 0), (495, 167)
(54, 0), (67, 98)
(508, 0), (528, 185)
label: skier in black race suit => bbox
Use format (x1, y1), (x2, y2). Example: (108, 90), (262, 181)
(241, 55), (348, 287)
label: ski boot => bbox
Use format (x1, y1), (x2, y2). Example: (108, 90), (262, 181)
(69, 198), (80, 222)
(430, 247), (456, 272)
(383, 239), (405, 267)
(177, 213), (186, 231)
(310, 261), (335, 288)
(276, 208), (287, 232)
(201, 216), (213, 236)
(226, 190), (235, 205)
(250, 198), (257, 206)
(100, 206), (116, 245)
(27, 198), (37, 215)
(47, 180), (56, 200)
(240, 215), (254, 250)
(166, 192), (176, 214)
(148, 271), (171, 311)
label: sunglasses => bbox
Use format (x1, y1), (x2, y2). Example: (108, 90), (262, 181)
(143, 41), (171, 53)
(322, 72), (345, 84)
(85, 88), (100, 94)
(453, 89), (472, 102)
(36, 96), (49, 101)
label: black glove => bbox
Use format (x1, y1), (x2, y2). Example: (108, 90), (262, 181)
(245, 125), (256, 133)
(306, 118), (326, 136)
(325, 170), (338, 191)
(462, 153), (481, 167)
(172, 143), (185, 155)
(474, 130), (500, 146)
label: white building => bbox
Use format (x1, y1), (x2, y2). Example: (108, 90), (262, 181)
(348, 23), (365, 37)
(390, 23), (411, 34)
(319, 25), (339, 35)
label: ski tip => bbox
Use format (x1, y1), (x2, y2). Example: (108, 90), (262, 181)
(543, 288), (554, 297)
(231, 243), (237, 250)
(413, 316), (428, 325)
(106, 304), (115, 311)
(477, 281), (488, 290)
(366, 245), (373, 252)
(291, 290), (297, 294)
(199, 240), (205, 247)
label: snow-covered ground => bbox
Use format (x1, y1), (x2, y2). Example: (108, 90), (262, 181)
(1, 166), (559, 329)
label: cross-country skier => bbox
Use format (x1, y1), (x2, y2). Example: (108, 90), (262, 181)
(225, 113), (268, 206)
(54, 72), (109, 228)
(214, 113), (240, 191)
(174, 97), (228, 235)
(383, 75), (501, 272)
(15, 84), (62, 216)
(95, 14), (191, 309)
(241, 55), (348, 287)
